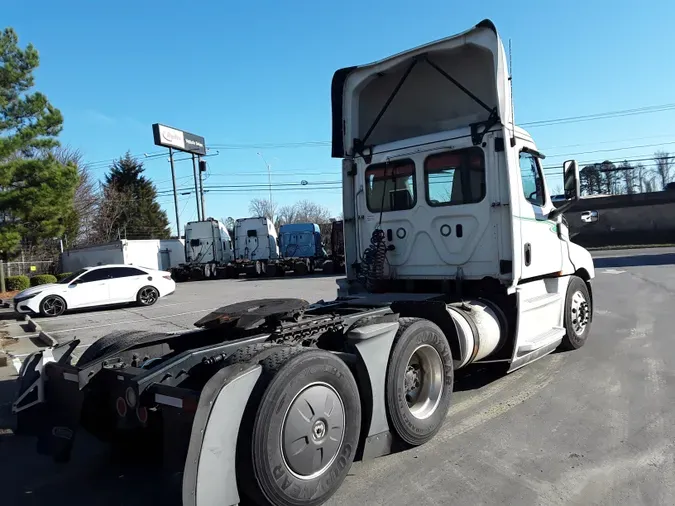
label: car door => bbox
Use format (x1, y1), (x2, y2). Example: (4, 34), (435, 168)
(106, 267), (149, 302)
(67, 268), (112, 308)
(517, 147), (563, 279)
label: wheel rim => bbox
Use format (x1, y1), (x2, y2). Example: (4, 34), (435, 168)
(570, 290), (590, 335)
(140, 288), (158, 305)
(43, 297), (64, 316)
(281, 382), (345, 480)
(404, 344), (444, 420)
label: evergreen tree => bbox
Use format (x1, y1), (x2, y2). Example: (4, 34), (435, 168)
(97, 151), (170, 239)
(0, 27), (78, 258)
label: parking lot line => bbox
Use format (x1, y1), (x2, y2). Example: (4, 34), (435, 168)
(37, 307), (217, 336)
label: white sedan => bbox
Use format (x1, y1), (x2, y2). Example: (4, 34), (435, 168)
(13, 264), (176, 317)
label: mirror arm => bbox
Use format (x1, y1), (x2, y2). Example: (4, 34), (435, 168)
(548, 199), (576, 221)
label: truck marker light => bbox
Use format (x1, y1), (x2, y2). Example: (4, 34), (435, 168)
(136, 406), (148, 424)
(116, 397), (127, 417)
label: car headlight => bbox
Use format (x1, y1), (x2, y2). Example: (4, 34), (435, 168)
(15, 291), (41, 303)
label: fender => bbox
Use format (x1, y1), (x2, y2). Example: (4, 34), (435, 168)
(182, 362), (262, 506)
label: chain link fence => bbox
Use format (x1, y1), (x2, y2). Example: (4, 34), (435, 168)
(1, 260), (56, 278)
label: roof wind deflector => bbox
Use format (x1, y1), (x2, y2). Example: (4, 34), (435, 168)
(353, 53), (502, 159)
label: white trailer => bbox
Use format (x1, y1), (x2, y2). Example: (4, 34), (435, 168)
(14, 19), (594, 506)
(60, 239), (185, 273)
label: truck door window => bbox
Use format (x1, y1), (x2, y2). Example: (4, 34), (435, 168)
(424, 147), (486, 206)
(519, 151), (545, 206)
(365, 159), (416, 213)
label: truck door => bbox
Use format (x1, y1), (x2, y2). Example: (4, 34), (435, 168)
(516, 146), (563, 279)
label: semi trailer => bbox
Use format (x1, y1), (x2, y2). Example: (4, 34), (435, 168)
(12, 19), (594, 506)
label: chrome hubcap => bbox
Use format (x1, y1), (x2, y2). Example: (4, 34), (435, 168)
(43, 297), (64, 315)
(281, 382), (345, 479)
(404, 344), (444, 420)
(570, 290), (590, 335)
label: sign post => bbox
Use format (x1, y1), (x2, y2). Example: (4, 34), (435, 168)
(152, 124), (207, 236)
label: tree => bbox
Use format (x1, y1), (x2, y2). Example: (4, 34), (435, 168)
(580, 164), (602, 195)
(618, 161), (635, 195)
(51, 146), (98, 247)
(92, 184), (133, 243)
(0, 28), (77, 258)
(249, 198), (277, 221)
(95, 152), (170, 240)
(653, 151), (673, 190)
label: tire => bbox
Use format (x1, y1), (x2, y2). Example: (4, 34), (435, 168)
(238, 348), (361, 506)
(137, 286), (159, 306)
(76, 330), (168, 366)
(559, 276), (592, 351)
(322, 260), (334, 275)
(266, 263), (278, 277)
(39, 295), (67, 317)
(385, 317), (453, 447)
(294, 261), (309, 276)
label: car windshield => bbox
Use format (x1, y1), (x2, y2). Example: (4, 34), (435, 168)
(58, 268), (87, 284)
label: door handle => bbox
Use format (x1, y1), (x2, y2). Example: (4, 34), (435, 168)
(524, 243), (531, 266)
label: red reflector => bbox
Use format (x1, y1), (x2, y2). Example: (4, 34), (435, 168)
(116, 397), (127, 417)
(136, 406), (148, 424)
(183, 397), (199, 412)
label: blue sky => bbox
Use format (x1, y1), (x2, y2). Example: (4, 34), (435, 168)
(5, 0), (675, 235)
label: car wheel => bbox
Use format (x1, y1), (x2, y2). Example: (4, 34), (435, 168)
(137, 286), (159, 306)
(39, 295), (67, 317)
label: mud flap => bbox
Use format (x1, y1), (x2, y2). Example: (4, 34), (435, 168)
(182, 362), (262, 506)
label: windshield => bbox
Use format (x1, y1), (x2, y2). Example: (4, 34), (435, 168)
(58, 268), (87, 284)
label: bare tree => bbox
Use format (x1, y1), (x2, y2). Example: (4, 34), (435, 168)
(51, 146), (99, 246)
(276, 204), (298, 227)
(290, 200), (332, 224)
(618, 161), (635, 194)
(653, 151), (673, 190)
(248, 198), (277, 221)
(93, 184), (134, 243)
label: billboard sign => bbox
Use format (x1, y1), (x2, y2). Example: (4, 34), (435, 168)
(152, 123), (207, 156)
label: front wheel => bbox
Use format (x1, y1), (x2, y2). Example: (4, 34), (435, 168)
(559, 276), (592, 350)
(137, 286), (159, 307)
(39, 295), (67, 317)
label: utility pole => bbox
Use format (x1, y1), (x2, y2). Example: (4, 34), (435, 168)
(169, 147), (181, 238)
(191, 154), (202, 221)
(198, 158), (207, 219)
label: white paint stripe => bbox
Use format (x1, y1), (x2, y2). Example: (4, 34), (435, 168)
(155, 393), (183, 408)
(36, 307), (217, 336)
(38, 298), (212, 323)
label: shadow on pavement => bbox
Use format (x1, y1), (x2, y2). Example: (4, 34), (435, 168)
(593, 253), (675, 268)
(0, 376), (181, 506)
(234, 272), (341, 282)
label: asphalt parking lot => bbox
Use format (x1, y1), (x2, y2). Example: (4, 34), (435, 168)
(1, 248), (675, 506)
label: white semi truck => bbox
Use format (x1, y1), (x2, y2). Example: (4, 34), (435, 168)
(12, 19), (594, 506)
(170, 218), (233, 281)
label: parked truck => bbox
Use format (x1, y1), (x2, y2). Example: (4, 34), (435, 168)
(225, 216), (281, 277)
(13, 19), (594, 506)
(170, 218), (233, 281)
(323, 219), (345, 274)
(277, 222), (328, 275)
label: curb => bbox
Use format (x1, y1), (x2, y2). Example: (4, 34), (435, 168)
(24, 315), (42, 334)
(37, 331), (58, 347)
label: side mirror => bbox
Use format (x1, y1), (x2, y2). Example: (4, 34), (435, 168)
(563, 159), (580, 202)
(549, 159), (580, 221)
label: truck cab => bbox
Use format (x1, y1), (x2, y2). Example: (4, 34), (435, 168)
(234, 217), (280, 262)
(332, 19), (594, 371)
(278, 223), (325, 259)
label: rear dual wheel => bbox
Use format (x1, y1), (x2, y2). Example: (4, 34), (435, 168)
(385, 317), (454, 447)
(234, 346), (361, 506)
